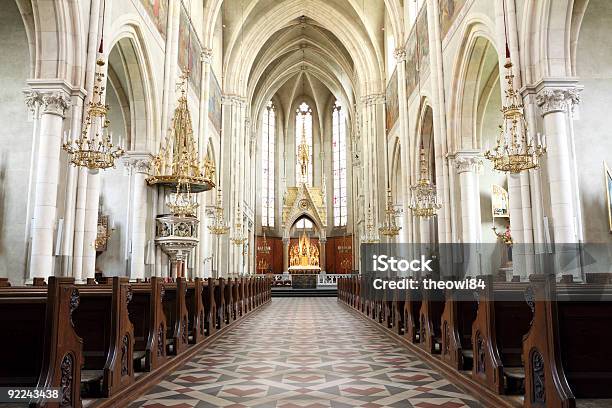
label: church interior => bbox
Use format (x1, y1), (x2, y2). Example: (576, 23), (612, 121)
(0, 0), (611, 407)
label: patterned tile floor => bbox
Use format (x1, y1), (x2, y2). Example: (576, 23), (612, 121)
(129, 298), (481, 408)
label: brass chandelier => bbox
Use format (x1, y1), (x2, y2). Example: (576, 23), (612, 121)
(230, 205), (248, 245)
(208, 189), (230, 235)
(147, 74), (215, 192)
(361, 205), (380, 243)
(484, 58), (545, 173)
(166, 180), (199, 217)
(257, 232), (271, 254)
(484, 6), (545, 174)
(63, 57), (125, 172)
(409, 148), (441, 218)
(379, 188), (403, 237)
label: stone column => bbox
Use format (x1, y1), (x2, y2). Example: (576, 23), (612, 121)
(128, 154), (151, 280)
(282, 237), (289, 273)
(455, 151), (482, 276)
(319, 238), (326, 273)
(536, 85), (582, 279)
(29, 90), (71, 279)
(82, 172), (100, 280)
(536, 87), (581, 245)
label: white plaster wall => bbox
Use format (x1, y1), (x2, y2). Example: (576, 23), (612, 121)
(0, 1), (33, 282)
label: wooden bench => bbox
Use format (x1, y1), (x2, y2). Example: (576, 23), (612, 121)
(471, 277), (532, 394)
(224, 278), (235, 323)
(419, 282), (445, 354)
(127, 277), (167, 372)
(186, 278), (205, 344)
(160, 277), (189, 356)
(523, 275), (612, 407)
(403, 278), (422, 343)
(72, 277), (134, 398)
(0, 277), (83, 407)
(214, 278), (225, 330)
(440, 286), (478, 371)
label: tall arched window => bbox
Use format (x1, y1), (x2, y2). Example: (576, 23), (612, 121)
(261, 101), (275, 227)
(333, 100), (347, 227)
(295, 102), (313, 186)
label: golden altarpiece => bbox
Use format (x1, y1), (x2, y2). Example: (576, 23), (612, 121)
(281, 113), (327, 274)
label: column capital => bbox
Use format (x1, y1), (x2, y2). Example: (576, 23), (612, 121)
(394, 47), (407, 62)
(451, 150), (483, 174)
(361, 93), (385, 106)
(41, 91), (71, 117)
(536, 87), (581, 116)
(282, 237), (290, 245)
(23, 90), (44, 113)
(202, 47), (213, 64)
(124, 152), (153, 174)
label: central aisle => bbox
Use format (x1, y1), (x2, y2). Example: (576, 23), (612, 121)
(130, 298), (481, 408)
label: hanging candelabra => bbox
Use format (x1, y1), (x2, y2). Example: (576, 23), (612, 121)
(230, 205), (247, 245)
(379, 188), (403, 237)
(166, 180), (199, 217)
(361, 205), (380, 243)
(63, 57), (125, 172)
(409, 148), (441, 218)
(257, 231), (271, 254)
(483, 58), (545, 173)
(338, 232), (352, 254)
(208, 189), (230, 235)
(147, 73), (215, 192)
(484, 5), (545, 173)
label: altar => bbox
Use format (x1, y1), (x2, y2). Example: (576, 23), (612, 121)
(288, 230), (321, 274)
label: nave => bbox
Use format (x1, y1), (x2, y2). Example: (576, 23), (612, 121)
(129, 298), (479, 408)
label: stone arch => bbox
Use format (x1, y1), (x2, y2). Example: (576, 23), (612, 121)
(448, 19), (499, 152)
(107, 20), (159, 151)
(17, 0), (84, 85)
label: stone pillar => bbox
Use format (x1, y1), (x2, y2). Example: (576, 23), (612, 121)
(82, 172), (100, 280)
(29, 90), (71, 279)
(536, 87), (581, 245)
(319, 238), (326, 273)
(128, 154), (151, 280)
(536, 85), (582, 279)
(282, 237), (289, 273)
(455, 151), (482, 276)
(455, 151), (482, 243)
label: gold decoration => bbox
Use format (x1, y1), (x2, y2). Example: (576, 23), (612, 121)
(63, 58), (125, 171)
(409, 148), (441, 218)
(484, 59), (546, 173)
(379, 188), (403, 237)
(208, 189), (230, 235)
(361, 205), (379, 243)
(166, 181), (199, 217)
(257, 232), (271, 254)
(147, 74), (215, 192)
(230, 205), (247, 245)
(289, 230), (320, 268)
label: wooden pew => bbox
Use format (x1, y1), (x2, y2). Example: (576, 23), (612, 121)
(160, 277), (189, 356)
(0, 277), (83, 408)
(73, 277), (135, 398)
(440, 287), (479, 371)
(214, 278), (225, 330)
(236, 278), (244, 317)
(127, 277), (167, 372)
(471, 277), (531, 395)
(186, 278), (205, 344)
(523, 275), (612, 407)
(403, 278), (422, 343)
(201, 278), (217, 336)
(224, 278), (235, 323)
(419, 281), (445, 354)
(393, 286), (406, 336)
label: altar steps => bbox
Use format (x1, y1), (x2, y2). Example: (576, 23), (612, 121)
(271, 288), (337, 298)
